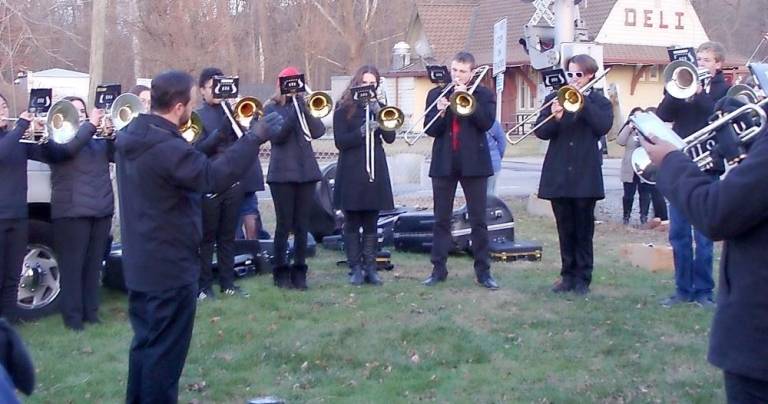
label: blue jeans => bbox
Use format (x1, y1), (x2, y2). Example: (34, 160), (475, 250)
(669, 205), (714, 300)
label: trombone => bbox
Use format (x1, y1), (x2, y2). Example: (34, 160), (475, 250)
(288, 83), (333, 142)
(505, 68), (612, 145)
(630, 97), (768, 184)
(95, 93), (146, 139)
(364, 78), (405, 182)
(402, 65), (490, 146)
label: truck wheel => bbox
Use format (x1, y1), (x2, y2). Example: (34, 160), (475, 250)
(16, 220), (62, 320)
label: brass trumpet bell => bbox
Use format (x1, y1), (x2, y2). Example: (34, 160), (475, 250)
(377, 106), (405, 131)
(727, 84), (759, 104)
(449, 91), (476, 117)
(307, 91), (333, 119)
(46, 100), (80, 144)
(233, 96), (263, 128)
(111, 93), (145, 131)
(180, 111), (204, 143)
(663, 60), (699, 99)
(557, 85), (585, 113)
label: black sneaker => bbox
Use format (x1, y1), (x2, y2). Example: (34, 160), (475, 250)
(693, 295), (716, 309)
(197, 288), (217, 301)
(660, 294), (689, 308)
(222, 286), (250, 298)
(551, 278), (573, 293)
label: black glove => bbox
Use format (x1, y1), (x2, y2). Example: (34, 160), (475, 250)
(360, 121), (379, 137)
(248, 112), (284, 143)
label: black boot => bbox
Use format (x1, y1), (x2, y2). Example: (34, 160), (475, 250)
(344, 232), (364, 285)
(422, 266), (448, 286)
(291, 264), (309, 290)
(622, 195), (633, 225)
(362, 234), (382, 286)
(272, 265), (292, 289)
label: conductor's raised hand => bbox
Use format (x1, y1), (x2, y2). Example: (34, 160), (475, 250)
(249, 112), (284, 142)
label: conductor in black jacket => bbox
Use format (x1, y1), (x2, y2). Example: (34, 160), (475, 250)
(332, 65), (396, 286)
(422, 51), (499, 289)
(115, 70), (283, 403)
(0, 94), (33, 322)
(263, 66), (326, 290)
(639, 97), (768, 403)
(655, 41), (730, 308)
(194, 67), (255, 299)
(534, 54), (613, 295)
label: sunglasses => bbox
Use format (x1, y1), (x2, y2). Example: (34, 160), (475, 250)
(566, 71), (585, 79)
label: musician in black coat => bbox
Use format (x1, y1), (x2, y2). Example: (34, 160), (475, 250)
(421, 51), (499, 289)
(655, 41), (731, 308)
(38, 97), (114, 331)
(0, 94), (34, 322)
(639, 97), (768, 403)
(534, 54), (613, 295)
(115, 70), (283, 403)
(263, 66), (326, 290)
(333, 65), (396, 286)
(193, 67), (253, 299)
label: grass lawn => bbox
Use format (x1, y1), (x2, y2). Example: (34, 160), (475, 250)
(18, 198), (723, 403)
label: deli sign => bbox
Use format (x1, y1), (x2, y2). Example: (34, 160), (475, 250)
(624, 8), (685, 30)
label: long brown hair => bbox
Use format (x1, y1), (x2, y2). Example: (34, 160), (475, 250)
(337, 65), (381, 119)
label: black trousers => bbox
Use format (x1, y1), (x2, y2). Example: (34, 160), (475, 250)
(622, 176), (650, 219)
(199, 183), (243, 291)
(725, 371), (768, 404)
(343, 210), (378, 236)
(53, 216), (111, 328)
(551, 198), (597, 286)
(0, 219), (26, 320)
(127, 283), (197, 404)
(431, 176), (490, 279)
(650, 186), (669, 221)
(270, 182), (315, 267)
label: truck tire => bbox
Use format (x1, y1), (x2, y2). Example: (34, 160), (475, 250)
(15, 220), (62, 320)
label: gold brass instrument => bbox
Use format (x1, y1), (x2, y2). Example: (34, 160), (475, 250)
(403, 65), (491, 146)
(95, 93), (146, 139)
(631, 99), (768, 184)
(663, 60), (711, 100)
(362, 78), (405, 183)
(233, 96), (263, 129)
(505, 68), (612, 145)
(294, 86), (333, 142)
(180, 111), (204, 143)
(19, 99), (80, 144)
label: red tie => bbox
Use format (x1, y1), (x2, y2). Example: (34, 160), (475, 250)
(451, 116), (460, 151)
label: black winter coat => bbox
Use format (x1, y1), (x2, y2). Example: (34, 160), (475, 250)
(656, 71), (730, 174)
(195, 102), (264, 192)
(535, 89), (613, 200)
(0, 119), (32, 219)
(332, 102), (395, 211)
(41, 122), (115, 219)
(424, 85), (496, 177)
(656, 127), (768, 382)
(263, 98), (325, 183)
(115, 113), (262, 292)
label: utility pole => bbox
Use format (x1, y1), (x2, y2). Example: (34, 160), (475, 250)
(88, 0), (107, 105)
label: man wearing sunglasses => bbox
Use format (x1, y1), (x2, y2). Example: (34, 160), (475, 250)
(534, 54), (613, 295)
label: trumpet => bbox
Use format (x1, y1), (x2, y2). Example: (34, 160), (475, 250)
(18, 100), (80, 145)
(663, 60), (711, 99)
(95, 93), (146, 139)
(180, 111), (204, 143)
(630, 98), (768, 184)
(505, 68), (611, 145)
(402, 65), (490, 146)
